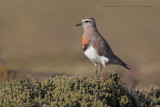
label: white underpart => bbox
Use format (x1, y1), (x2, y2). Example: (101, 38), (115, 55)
(84, 45), (109, 66)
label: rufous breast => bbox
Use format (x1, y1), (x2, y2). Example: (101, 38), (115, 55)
(82, 35), (89, 46)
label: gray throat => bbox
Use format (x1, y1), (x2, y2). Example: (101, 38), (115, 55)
(83, 25), (100, 38)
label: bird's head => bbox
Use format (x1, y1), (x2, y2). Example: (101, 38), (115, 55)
(75, 17), (96, 29)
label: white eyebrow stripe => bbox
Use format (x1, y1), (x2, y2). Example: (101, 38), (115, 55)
(82, 19), (94, 22)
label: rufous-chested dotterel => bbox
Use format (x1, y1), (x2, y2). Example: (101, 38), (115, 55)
(75, 17), (131, 77)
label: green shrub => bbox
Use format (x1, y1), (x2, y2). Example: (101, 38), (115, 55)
(0, 71), (159, 107)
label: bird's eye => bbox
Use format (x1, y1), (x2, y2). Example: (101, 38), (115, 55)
(85, 21), (89, 23)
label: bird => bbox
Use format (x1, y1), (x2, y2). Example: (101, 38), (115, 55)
(75, 17), (131, 77)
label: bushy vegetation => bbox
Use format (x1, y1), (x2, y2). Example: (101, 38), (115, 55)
(0, 71), (160, 107)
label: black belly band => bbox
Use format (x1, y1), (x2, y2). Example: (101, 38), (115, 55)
(82, 43), (89, 51)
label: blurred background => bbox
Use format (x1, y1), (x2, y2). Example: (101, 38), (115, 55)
(0, 0), (160, 88)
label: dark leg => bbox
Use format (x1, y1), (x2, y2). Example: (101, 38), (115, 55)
(96, 64), (103, 77)
(95, 63), (98, 78)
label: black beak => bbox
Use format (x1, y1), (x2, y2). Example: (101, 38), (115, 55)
(75, 23), (81, 26)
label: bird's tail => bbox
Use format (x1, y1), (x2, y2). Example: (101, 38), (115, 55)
(114, 55), (132, 70)
(121, 62), (131, 70)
